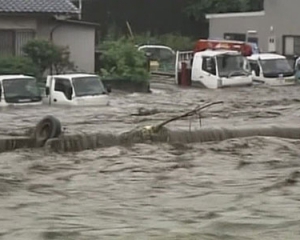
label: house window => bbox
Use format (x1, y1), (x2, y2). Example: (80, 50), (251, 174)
(224, 33), (246, 42)
(0, 30), (35, 57)
(283, 35), (300, 56)
(0, 30), (14, 56)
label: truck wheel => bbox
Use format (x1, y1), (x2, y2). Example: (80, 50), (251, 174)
(34, 115), (62, 144)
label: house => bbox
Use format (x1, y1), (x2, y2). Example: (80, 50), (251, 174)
(0, 0), (99, 73)
(206, 0), (300, 60)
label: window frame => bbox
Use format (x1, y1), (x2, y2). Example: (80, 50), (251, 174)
(248, 59), (260, 76)
(224, 32), (246, 42)
(0, 29), (35, 57)
(54, 77), (73, 100)
(202, 56), (217, 75)
(282, 35), (300, 57)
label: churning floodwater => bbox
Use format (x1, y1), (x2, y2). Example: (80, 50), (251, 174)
(1, 79), (300, 239)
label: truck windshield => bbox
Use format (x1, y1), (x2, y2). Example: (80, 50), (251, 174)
(260, 58), (293, 74)
(216, 54), (250, 78)
(2, 78), (41, 103)
(72, 76), (106, 97)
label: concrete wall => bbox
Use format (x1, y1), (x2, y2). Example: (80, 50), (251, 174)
(207, 0), (300, 55)
(0, 16), (37, 29)
(37, 20), (95, 73)
(263, 0), (300, 54)
(208, 15), (267, 50)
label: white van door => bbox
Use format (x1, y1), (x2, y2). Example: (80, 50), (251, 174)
(249, 60), (264, 83)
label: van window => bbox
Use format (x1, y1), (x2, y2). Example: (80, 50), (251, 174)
(249, 60), (260, 76)
(54, 78), (73, 100)
(202, 57), (216, 75)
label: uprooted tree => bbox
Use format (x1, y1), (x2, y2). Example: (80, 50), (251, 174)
(22, 39), (75, 79)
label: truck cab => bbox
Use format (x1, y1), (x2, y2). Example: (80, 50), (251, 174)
(44, 73), (110, 106)
(247, 53), (296, 86)
(175, 39), (253, 89)
(0, 75), (42, 107)
(191, 50), (252, 89)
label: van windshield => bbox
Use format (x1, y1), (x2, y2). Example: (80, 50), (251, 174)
(2, 78), (41, 103)
(72, 76), (106, 97)
(216, 54), (250, 78)
(260, 58), (293, 74)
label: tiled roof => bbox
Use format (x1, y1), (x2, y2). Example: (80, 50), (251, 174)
(0, 0), (79, 14)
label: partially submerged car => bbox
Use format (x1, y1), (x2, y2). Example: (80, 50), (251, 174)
(247, 53), (296, 86)
(44, 73), (110, 106)
(0, 75), (42, 107)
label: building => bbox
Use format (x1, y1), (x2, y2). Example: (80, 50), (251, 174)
(206, 0), (300, 59)
(0, 0), (98, 73)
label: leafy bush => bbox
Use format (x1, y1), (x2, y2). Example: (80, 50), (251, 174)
(0, 56), (39, 76)
(100, 30), (196, 51)
(23, 39), (75, 77)
(99, 37), (150, 82)
(158, 33), (195, 51)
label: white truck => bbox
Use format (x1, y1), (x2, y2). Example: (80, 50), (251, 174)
(175, 49), (252, 89)
(247, 53), (296, 86)
(44, 73), (110, 106)
(0, 75), (42, 107)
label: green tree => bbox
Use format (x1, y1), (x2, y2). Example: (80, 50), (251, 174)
(185, 0), (264, 20)
(0, 56), (38, 76)
(22, 39), (75, 78)
(99, 37), (150, 82)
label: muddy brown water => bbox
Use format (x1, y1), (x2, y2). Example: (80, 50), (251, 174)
(1, 80), (300, 239)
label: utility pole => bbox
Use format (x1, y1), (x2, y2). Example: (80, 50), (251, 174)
(78, 0), (82, 20)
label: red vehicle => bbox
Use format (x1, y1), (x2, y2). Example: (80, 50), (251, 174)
(193, 39), (254, 56)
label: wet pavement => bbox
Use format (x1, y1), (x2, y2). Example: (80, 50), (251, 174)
(1, 79), (300, 239)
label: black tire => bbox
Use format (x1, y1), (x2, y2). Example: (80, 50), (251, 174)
(34, 115), (62, 144)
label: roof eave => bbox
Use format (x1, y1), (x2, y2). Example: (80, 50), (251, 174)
(206, 11), (265, 19)
(55, 19), (100, 28)
(0, 11), (79, 16)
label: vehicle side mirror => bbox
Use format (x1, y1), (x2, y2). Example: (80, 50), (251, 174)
(106, 84), (112, 93)
(45, 86), (50, 95)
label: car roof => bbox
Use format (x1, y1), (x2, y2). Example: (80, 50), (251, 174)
(247, 53), (286, 60)
(50, 73), (99, 78)
(0, 74), (35, 81)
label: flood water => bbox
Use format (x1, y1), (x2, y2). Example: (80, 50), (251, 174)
(1, 79), (300, 239)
